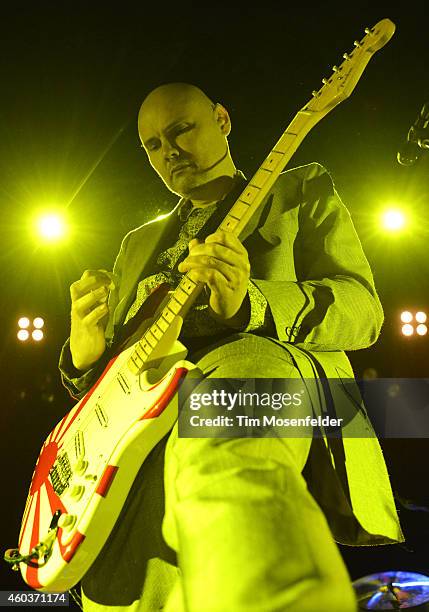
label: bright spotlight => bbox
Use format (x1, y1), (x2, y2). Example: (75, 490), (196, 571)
(400, 311), (413, 323)
(18, 317), (30, 329)
(401, 324), (414, 336)
(416, 311), (427, 324)
(416, 324), (428, 336)
(17, 330), (30, 341)
(36, 213), (67, 241)
(33, 317), (44, 329)
(32, 329), (44, 341)
(381, 209), (406, 231)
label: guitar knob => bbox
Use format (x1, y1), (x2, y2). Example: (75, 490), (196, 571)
(74, 459), (88, 475)
(58, 513), (77, 531)
(69, 485), (85, 500)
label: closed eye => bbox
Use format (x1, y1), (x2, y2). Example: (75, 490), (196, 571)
(142, 123), (196, 152)
(170, 123), (195, 138)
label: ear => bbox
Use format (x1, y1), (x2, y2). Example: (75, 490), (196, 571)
(213, 103), (231, 137)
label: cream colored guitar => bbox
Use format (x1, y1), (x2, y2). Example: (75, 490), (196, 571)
(5, 18), (395, 592)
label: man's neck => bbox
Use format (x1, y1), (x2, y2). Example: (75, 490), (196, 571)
(188, 173), (240, 208)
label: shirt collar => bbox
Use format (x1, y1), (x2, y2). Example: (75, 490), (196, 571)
(177, 170), (246, 222)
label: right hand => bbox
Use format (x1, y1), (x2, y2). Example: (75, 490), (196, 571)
(69, 270), (115, 372)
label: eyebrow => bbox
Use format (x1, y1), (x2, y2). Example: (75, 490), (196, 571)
(142, 118), (190, 148)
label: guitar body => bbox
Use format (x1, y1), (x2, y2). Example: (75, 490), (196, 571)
(17, 337), (195, 592)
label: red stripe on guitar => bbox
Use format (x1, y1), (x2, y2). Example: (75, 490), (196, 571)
(62, 531), (86, 563)
(96, 465), (118, 497)
(53, 409), (76, 446)
(141, 367), (188, 420)
(30, 442), (59, 495)
(44, 479), (67, 516)
(25, 492), (42, 590)
(56, 355), (119, 446)
(45, 479), (82, 562)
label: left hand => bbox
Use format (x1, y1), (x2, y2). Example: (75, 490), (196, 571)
(177, 230), (250, 325)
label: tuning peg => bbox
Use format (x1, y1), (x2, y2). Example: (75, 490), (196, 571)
(364, 27), (373, 35)
(353, 40), (362, 47)
(322, 78), (328, 84)
(312, 90), (319, 97)
(332, 65), (339, 72)
(343, 52), (350, 60)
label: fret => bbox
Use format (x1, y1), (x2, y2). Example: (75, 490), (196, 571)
(131, 351), (145, 367)
(230, 200), (251, 218)
(162, 308), (175, 322)
(249, 168), (272, 190)
(144, 330), (157, 347)
(151, 325), (163, 340)
(157, 317), (169, 332)
(134, 343), (148, 361)
(174, 287), (189, 304)
(129, 353), (143, 370)
(180, 277), (197, 294)
(140, 339), (152, 354)
(168, 299), (182, 315)
(220, 216), (239, 232)
(276, 132), (299, 153)
(261, 150), (285, 172)
(240, 186), (260, 204)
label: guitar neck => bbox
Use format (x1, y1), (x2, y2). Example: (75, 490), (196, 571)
(125, 18), (396, 375)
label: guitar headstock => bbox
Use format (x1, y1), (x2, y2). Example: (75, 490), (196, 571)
(305, 18), (396, 114)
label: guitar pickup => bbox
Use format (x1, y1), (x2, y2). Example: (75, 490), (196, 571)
(95, 402), (108, 428)
(74, 431), (85, 460)
(117, 372), (131, 395)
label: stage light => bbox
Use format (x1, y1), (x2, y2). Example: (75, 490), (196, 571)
(16, 315), (46, 343)
(400, 311), (413, 323)
(416, 311), (427, 324)
(32, 329), (44, 341)
(35, 212), (67, 242)
(416, 324), (428, 336)
(401, 324), (414, 336)
(18, 317), (30, 329)
(381, 209), (406, 231)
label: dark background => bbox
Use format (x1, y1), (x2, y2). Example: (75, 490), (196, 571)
(0, 1), (428, 605)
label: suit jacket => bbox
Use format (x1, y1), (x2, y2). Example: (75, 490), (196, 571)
(59, 162), (403, 545)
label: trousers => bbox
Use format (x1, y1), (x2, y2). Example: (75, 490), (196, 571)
(81, 335), (358, 611)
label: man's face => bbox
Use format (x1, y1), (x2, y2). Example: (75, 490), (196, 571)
(138, 89), (229, 198)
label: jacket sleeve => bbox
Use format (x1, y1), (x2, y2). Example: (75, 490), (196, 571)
(58, 232), (130, 400)
(251, 163), (384, 351)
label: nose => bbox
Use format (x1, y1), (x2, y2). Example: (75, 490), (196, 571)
(162, 138), (179, 161)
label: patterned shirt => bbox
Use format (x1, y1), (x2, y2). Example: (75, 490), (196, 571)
(124, 184), (268, 338)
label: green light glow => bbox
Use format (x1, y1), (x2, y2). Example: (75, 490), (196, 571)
(36, 213), (67, 241)
(381, 209), (406, 231)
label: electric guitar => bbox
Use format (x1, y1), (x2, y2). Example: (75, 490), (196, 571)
(5, 19), (395, 592)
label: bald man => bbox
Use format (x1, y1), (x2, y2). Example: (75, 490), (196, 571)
(60, 83), (402, 611)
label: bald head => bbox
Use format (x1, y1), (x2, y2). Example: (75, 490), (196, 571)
(137, 82), (236, 200)
(139, 83), (215, 125)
